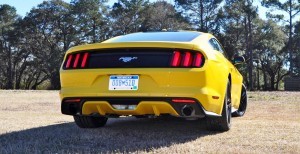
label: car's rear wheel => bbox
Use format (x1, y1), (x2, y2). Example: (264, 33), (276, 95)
(73, 115), (108, 128)
(232, 85), (247, 117)
(134, 115), (148, 118)
(206, 80), (231, 131)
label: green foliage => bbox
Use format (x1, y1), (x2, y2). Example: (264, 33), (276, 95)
(174, 0), (223, 32)
(109, 0), (149, 35)
(0, 4), (21, 89)
(262, 0), (300, 75)
(141, 1), (190, 31)
(71, 0), (109, 43)
(254, 19), (288, 90)
(292, 21), (300, 76)
(22, 0), (74, 89)
(217, 0), (257, 58)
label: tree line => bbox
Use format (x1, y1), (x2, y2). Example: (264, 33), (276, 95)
(0, 0), (299, 90)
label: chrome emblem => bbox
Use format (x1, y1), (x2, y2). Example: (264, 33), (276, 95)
(119, 57), (138, 63)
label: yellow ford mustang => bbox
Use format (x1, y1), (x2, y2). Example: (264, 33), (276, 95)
(60, 31), (247, 131)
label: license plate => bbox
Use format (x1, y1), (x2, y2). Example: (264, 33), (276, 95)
(109, 75), (139, 90)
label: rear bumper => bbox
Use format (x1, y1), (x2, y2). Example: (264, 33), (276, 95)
(60, 62), (229, 115)
(61, 97), (209, 118)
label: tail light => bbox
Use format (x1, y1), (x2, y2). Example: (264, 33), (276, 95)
(64, 99), (81, 103)
(172, 99), (196, 103)
(171, 50), (204, 68)
(171, 51), (181, 67)
(64, 52), (90, 69)
(182, 52), (192, 67)
(193, 53), (203, 67)
(65, 54), (73, 69)
(81, 53), (89, 68)
(73, 53), (80, 68)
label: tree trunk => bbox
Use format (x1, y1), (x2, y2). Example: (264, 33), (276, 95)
(93, 17), (96, 43)
(247, 13), (254, 91)
(257, 66), (260, 90)
(275, 69), (280, 90)
(270, 75), (275, 91)
(49, 72), (61, 90)
(15, 60), (28, 89)
(30, 71), (48, 90)
(6, 45), (13, 89)
(199, 0), (204, 31)
(288, 0), (293, 73)
(262, 66), (268, 90)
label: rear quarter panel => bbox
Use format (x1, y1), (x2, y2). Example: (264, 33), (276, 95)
(193, 34), (243, 110)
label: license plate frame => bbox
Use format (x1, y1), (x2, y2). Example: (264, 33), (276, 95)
(109, 75), (139, 90)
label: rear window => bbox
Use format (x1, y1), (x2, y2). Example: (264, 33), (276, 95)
(108, 32), (201, 42)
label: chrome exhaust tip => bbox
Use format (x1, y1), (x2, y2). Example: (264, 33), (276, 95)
(181, 105), (194, 116)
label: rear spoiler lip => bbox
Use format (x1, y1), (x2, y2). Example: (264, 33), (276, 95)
(66, 42), (196, 55)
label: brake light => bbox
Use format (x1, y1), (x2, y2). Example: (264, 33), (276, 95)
(81, 53), (89, 68)
(64, 52), (90, 69)
(171, 51), (181, 67)
(64, 99), (81, 103)
(193, 53), (203, 67)
(172, 99), (196, 103)
(170, 50), (204, 68)
(66, 55), (73, 69)
(73, 53), (81, 68)
(182, 52), (192, 67)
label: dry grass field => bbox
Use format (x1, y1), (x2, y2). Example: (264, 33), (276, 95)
(0, 90), (299, 153)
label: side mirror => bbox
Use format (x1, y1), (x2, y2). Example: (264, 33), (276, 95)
(233, 56), (245, 65)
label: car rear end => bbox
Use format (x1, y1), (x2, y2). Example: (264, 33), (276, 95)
(60, 40), (228, 120)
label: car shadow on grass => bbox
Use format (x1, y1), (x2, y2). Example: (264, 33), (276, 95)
(0, 116), (221, 153)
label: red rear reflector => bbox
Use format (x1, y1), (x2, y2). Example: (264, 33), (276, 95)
(66, 54), (73, 68)
(193, 53), (203, 67)
(64, 99), (81, 103)
(171, 51), (181, 67)
(182, 52), (192, 67)
(73, 53), (80, 68)
(172, 99), (196, 103)
(212, 96), (219, 99)
(81, 53), (89, 68)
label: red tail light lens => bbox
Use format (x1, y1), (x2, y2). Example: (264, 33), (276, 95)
(193, 53), (203, 67)
(64, 99), (81, 103)
(170, 50), (204, 68)
(66, 54), (73, 69)
(64, 52), (90, 69)
(73, 53), (81, 68)
(172, 99), (196, 103)
(171, 51), (181, 67)
(81, 53), (89, 68)
(182, 52), (192, 67)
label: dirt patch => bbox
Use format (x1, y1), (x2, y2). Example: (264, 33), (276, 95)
(0, 90), (299, 153)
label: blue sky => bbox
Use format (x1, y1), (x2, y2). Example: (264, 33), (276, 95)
(0, 0), (68, 17)
(0, 0), (118, 17)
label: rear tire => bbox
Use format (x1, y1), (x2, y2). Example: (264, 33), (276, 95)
(232, 85), (247, 117)
(134, 115), (148, 118)
(73, 115), (108, 128)
(206, 80), (231, 131)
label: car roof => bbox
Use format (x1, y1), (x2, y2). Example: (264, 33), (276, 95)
(66, 31), (216, 55)
(105, 31), (203, 43)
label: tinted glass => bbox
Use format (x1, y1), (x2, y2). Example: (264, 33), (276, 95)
(109, 32), (201, 42)
(213, 39), (225, 53)
(209, 39), (220, 51)
(209, 38), (225, 53)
